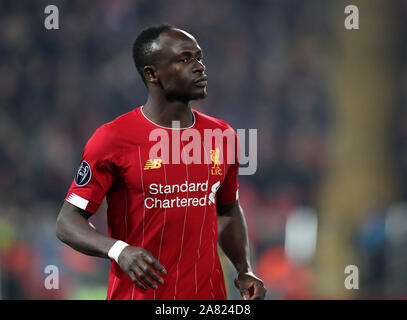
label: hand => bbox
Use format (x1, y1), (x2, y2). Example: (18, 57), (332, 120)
(117, 246), (167, 291)
(234, 271), (266, 300)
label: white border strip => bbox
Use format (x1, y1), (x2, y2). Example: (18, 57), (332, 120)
(66, 193), (89, 210)
(141, 106), (196, 129)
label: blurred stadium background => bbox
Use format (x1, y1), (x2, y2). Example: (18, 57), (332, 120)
(1, 0), (407, 299)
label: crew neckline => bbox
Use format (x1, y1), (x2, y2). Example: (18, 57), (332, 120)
(139, 105), (196, 130)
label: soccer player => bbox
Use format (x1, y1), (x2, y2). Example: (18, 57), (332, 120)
(56, 24), (266, 300)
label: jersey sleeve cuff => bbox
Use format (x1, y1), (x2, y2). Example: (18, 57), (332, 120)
(65, 192), (100, 214)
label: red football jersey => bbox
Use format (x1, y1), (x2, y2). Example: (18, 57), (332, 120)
(65, 106), (240, 300)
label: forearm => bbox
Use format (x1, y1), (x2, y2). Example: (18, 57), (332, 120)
(57, 202), (167, 291)
(218, 202), (252, 274)
(56, 201), (117, 258)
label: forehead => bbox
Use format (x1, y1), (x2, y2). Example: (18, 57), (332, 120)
(156, 29), (201, 57)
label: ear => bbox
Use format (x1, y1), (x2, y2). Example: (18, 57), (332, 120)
(143, 65), (158, 84)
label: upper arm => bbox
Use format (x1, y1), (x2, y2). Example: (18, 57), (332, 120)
(58, 201), (93, 221)
(56, 201), (94, 242)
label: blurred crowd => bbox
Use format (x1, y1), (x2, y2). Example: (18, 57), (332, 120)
(2, 0), (405, 300)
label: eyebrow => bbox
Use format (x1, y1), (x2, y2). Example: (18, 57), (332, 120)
(177, 49), (203, 56)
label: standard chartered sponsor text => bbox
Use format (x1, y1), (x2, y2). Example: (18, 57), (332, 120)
(144, 180), (217, 209)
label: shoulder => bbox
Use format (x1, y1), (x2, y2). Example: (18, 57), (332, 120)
(86, 108), (140, 150)
(104, 108), (140, 133)
(192, 108), (236, 132)
(91, 108), (140, 139)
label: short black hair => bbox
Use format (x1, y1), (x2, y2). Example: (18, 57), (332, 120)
(133, 24), (175, 85)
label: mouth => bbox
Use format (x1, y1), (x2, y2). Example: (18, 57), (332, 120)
(194, 76), (208, 87)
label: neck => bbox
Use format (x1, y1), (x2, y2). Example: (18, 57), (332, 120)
(143, 94), (194, 128)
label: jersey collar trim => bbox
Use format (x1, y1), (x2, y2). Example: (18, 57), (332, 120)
(140, 105), (196, 130)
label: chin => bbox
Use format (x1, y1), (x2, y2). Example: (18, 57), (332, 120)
(165, 90), (207, 102)
(190, 90), (207, 100)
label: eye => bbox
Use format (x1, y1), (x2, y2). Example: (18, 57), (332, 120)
(179, 57), (188, 63)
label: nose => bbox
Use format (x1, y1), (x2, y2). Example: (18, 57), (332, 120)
(193, 58), (206, 73)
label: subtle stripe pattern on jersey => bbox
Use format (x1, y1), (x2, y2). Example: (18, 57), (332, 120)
(195, 141), (211, 295)
(134, 145), (146, 300)
(138, 145), (146, 246)
(174, 141), (189, 300)
(154, 141), (168, 301)
(210, 233), (216, 299)
(109, 276), (117, 300)
(124, 188), (128, 239)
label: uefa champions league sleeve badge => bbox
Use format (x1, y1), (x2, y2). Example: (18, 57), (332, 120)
(74, 160), (92, 186)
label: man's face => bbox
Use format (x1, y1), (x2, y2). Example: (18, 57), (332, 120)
(149, 29), (208, 102)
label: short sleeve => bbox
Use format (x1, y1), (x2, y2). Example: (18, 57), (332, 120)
(65, 125), (119, 214)
(216, 129), (240, 205)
